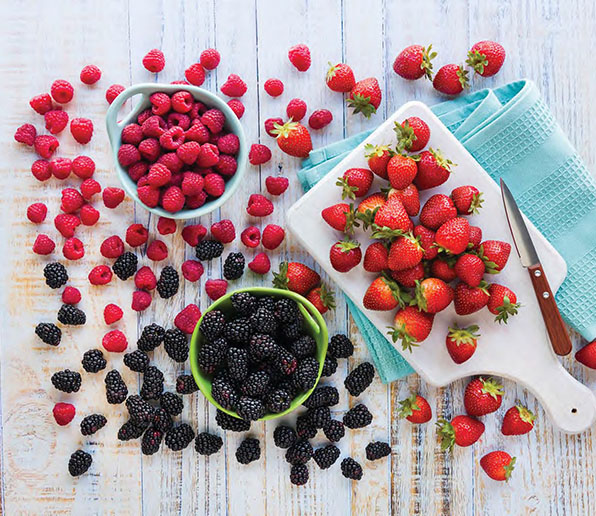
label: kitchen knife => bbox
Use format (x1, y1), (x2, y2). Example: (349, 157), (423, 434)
(500, 178), (572, 355)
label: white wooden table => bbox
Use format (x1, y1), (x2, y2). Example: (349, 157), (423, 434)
(1, 0), (596, 514)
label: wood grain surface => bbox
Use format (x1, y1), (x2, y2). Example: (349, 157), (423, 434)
(1, 0), (595, 514)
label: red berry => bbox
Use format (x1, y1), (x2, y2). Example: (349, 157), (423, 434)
(201, 109), (225, 133)
(200, 48), (221, 70)
(217, 133), (240, 155)
(196, 143), (219, 168)
(174, 304), (202, 334)
(157, 217), (177, 235)
(150, 92), (171, 115)
(393, 44), (435, 81)
(249, 144), (272, 165)
(126, 223), (149, 247)
(221, 74), (247, 97)
(122, 124), (143, 145)
(288, 44), (311, 71)
(34, 135), (59, 159)
(181, 224), (207, 246)
(31, 160), (51, 181)
(160, 126), (186, 151)
(142, 115), (166, 138)
(61, 188), (84, 213)
(262, 224), (285, 249)
(30, 93), (53, 114)
(264, 117), (283, 137)
(264, 78), (284, 97)
(88, 265), (113, 286)
(62, 286), (82, 305)
(27, 202), (48, 224)
(433, 64), (469, 95)
(248, 253), (271, 275)
(146, 240), (168, 261)
(181, 260), (204, 282)
(138, 137), (160, 161)
(137, 185), (160, 208)
(148, 163), (172, 187)
(286, 98), (307, 121)
(211, 219), (236, 244)
(467, 41), (506, 77)
(118, 144), (141, 167)
(161, 186), (185, 213)
(205, 279), (228, 300)
(103, 329), (128, 352)
(203, 173), (225, 197)
(247, 194), (274, 217)
(181, 172), (205, 195)
(44, 110), (69, 134)
(142, 49), (165, 73)
(70, 117), (94, 144)
(80, 65), (102, 85)
(80, 204), (100, 226)
(103, 187), (125, 209)
(185, 63), (206, 86)
(240, 226), (261, 248)
(576, 340), (596, 369)
(106, 84), (125, 104)
(326, 63), (356, 92)
(100, 235), (125, 258)
(177, 141), (201, 165)
(227, 99), (245, 119)
(132, 266), (156, 291)
(265, 176), (289, 196)
(32, 234), (55, 255)
(50, 79), (74, 104)
(54, 213), (80, 238)
(308, 109), (333, 130)
(49, 157), (72, 179)
(131, 290), (152, 312)
(103, 303), (123, 325)
(72, 155), (96, 179)
(53, 402), (76, 426)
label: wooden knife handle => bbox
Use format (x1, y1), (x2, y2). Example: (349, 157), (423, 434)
(528, 264), (572, 356)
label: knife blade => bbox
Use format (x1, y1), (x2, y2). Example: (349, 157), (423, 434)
(500, 178), (572, 356)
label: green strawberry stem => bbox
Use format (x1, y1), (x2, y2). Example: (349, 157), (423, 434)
(397, 393), (421, 418)
(494, 295), (521, 324)
(346, 94), (377, 119)
(435, 419), (456, 451)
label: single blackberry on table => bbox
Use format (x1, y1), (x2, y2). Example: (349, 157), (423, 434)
(195, 240), (224, 261)
(307, 406), (331, 429)
(279, 319), (303, 341)
(313, 445), (340, 469)
(160, 392), (184, 416)
(52, 369), (81, 393)
(165, 423), (195, 451)
(240, 371), (270, 398)
(195, 432), (223, 456)
(224, 317), (253, 344)
(199, 310), (226, 341)
(80, 414), (107, 436)
(248, 333), (278, 361)
(275, 348), (298, 376)
(290, 464), (309, 486)
(35, 323), (61, 346)
(152, 407), (173, 433)
(126, 395), (154, 425)
(211, 375), (239, 410)
(226, 347), (249, 381)
(323, 419), (345, 442)
(117, 420), (148, 441)
(112, 251), (138, 280)
(140, 366), (164, 400)
(164, 328), (189, 362)
(157, 266), (179, 298)
(141, 427), (164, 455)
(123, 349), (150, 372)
(343, 404), (373, 429)
(290, 335), (316, 359)
(293, 357), (319, 392)
(341, 457), (363, 480)
(236, 437), (260, 464)
(274, 298), (300, 323)
(265, 389), (292, 413)
(223, 252), (245, 280)
(257, 296), (276, 312)
(344, 362), (375, 397)
(198, 337), (228, 374)
(236, 396), (265, 421)
(137, 323), (165, 352)
(68, 450), (92, 476)
(82, 349), (107, 373)
(296, 414), (318, 439)
(105, 370), (128, 404)
(273, 425), (297, 450)
(328, 334), (354, 359)
(321, 357), (338, 378)
(285, 439), (313, 465)
(44, 262), (68, 289)
(230, 292), (257, 316)
(249, 307), (278, 335)
(303, 385), (339, 409)
(57, 304), (86, 325)
(176, 374), (199, 395)
(366, 441), (391, 461)
(215, 409), (251, 432)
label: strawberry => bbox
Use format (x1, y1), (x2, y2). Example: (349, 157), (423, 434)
(364, 144), (392, 179)
(337, 168), (373, 199)
(329, 240), (362, 273)
(451, 185), (483, 215)
(433, 64), (469, 95)
(501, 404), (535, 435)
(468, 226), (483, 251)
(372, 196), (412, 234)
(454, 281), (490, 315)
(414, 278), (454, 314)
(437, 415), (485, 450)
(387, 183), (420, 216)
(464, 377), (504, 416)
(466, 41), (506, 77)
(392, 44), (436, 80)
(480, 451), (516, 482)
(430, 257), (457, 282)
(394, 117), (430, 152)
(306, 284), (336, 314)
(321, 202), (359, 234)
(414, 149), (455, 190)
(356, 193), (386, 227)
(454, 254), (485, 287)
(390, 263), (425, 288)
(419, 193), (457, 230)
(413, 225), (437, 260)
(446, 324), (480, 364)
(326, 62), (356, 92)
(477, 240), (511, 272)
(363, 242), (389, 273)
(435, 217), (470, 255)
(487, 283), (520, 323)
(387, 154), (418, 190)
(398, 394), (432, 423)
(575, 340), (596, 369)
(271, 120), (312, 158)
(387, 306), (434, 351)
(387, 233), (423, 272)
(363, 275), (409, 311)
(347, 77), (382, 118)
(273, 261), (320, 296)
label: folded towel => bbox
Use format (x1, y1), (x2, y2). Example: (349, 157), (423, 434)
(299, 79), (596, 383)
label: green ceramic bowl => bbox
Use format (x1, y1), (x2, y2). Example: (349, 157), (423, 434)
(105, 83), (248, 220)
(190, 287), (328, 421)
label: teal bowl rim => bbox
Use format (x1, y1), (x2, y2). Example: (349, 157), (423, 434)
(190, 287), (329, 421)
(105, 82), (248, 220)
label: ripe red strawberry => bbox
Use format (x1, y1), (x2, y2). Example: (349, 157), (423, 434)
(364, 144), (392, 179)
(454, 254), (485, 287)
(326, 62), (356, 92)
(390, 263), (425, 288)
(464, 377), (504, 416)
(575, 340), (596, 369)
(437, 415), (485, 450)
(392, 44), (436, 80)
(468, 226), (483, 251)
(356, 193), (386, 229)
(306, 284), (336, 315)
(273, 261), (320, 296)
(387, 233), (423, 272)
(271, 120), (312, 158)
(478, 240), (511, 272)
(394, 117), (430, 152)
(288, 43), (311, 71)
(419, 194), (457, 230)
(446, 324), (480, 364)
(363, 275), (408, 311)
(388, 184), (420, 216)
(347, 78), (382, 118)
(337, 168), (373, 199)
(373, 196), (412, 233)
(487, 283), (520, 323)
(387, 154), (418, 190)
(363, 242), (389, 273)
(413, 225), (437, 260)
(467, 41), (506, 77)
(398, 394), (432, 424)
(414, 149), (455, 190)
(433, 64), (469, 95)
(431, 257), (457, 282)
(454, 281), (490, 315)
(480, 451), (516, 482)
(388, 306), (434, 351)
(414, 278), (454, 314)
(321, 203), (358, 234)
(451, 185), (483, 215)
(501, 404), (535, 436)
(435, 217), (470, 255)
(329, 240), (362, 273)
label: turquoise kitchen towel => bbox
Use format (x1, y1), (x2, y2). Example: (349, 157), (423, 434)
(299, 79), (596, 383)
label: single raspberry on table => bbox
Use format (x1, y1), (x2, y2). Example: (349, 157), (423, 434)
(150, 92), (171, 115)
(181, 260), (204, 282)
(157, 217), (177, 235)
(249, 144), (271, 165)
(221, 74), (247, 97)
(200, 48), (221, 70)
(103, 187), (125, 209)
(88, 265), (113, 286)
(70, 118), (93, 144)
(34, 135), (59, 159)
(288, 44), (311, 71)
(205, 279), (228, 300)
(177, 141), (201, 165)
(227, 99), (245, 119)
(161, 186), (185, 213)
(61, 188), (84, 213)
(171, 91), (194, 113)
(50, 157), (72, 179)
(286, 98), (307, 121)
(309, 109), (333, 130)
(143, 49), (165, 73)
(147, 240), (168, 261)
(104, 303), (123, 325)
(27, 203), (47, 223)
(241, 226), (260, 248)
(118, 144), (141, 167)
(53, 403), (76, 426)
(264, 117), (283, 137)
(103, 330), (128, 352)
(201, 109), (225, 133)
(62, 286), (81, 305)
(126, 224), (149, 247)
(174, 304), (202, 334)
(33, 234), (55, 255)
(134, 266), (157, 291)
(262, 224), (285, 250)
(181, 224), (207, 246)
(31, 160), (51, 181)
(211, 219), (236, 244)
(54, 213), (80, 238)
(106, 84), (125, 104)
(100, 235), (124, 258)
(122, 124), (143, 145)
(44, 110), (69, 134)
(51, 80), (74, 104)
(248, 253), (271, 275)
(185, 63), (206, 86)
(72, 156), (96, 179)
(203, 173), (225, 197)
(131, 290), (152, 312)
(264, 79), (284, 97)
(63, 237), (85, 260)
(80, 65), (101, 85)
(181, 172), (204, 196)
(246, 194), (274, 217)
(80, 204), (100, 226)
(265, 176), (289, 196)
(14, 123), (37, 146)
(30, 93), (53, 114)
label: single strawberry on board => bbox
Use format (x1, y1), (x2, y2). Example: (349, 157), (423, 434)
(336, 168), (374, 200)
(347, 78), (382, 118)
(398, 394), (432, 424)
(433, 64), (469, 96)
(464, 377), (504, 416)
(387, 154), (418, 190)
(372, 196), (412, 234)
(363, 242), (389, 273)
(321, 202), (359, 234)
(394, 117), (430, 152)
(271, 120), (312, 158)
(388, 183), (420, 216)
(435, 217), (470, 255)
(387, 306), (434, 351)
(501, 404), (535, 435)
(329, 240), (362, 273)
(393, 44), (436, 80)
(477, 240), (511, 272)
(306, 284), (336, 315)
(451, 185), (484, 215)
(414, 278), (454, 314)
(363, 275), (409, 311)
(487, 283), (520, 323)
(273, 261), (320, 296)
(386, 233), (424, 272)
(466, 41), (506, 77)
(446, 324), (480, 364)
(437, 415), (485, 450)
(414, 149), (456, 190)
(575, 340), (596, 369)
(390, 263), (425, 288)
(480, 451), (516, 482)
(419, 193), (457, 230)
(326, 62), (356, 92)
(454, 281), (490, 315)
(454, 254), (486, 287)
(364, 144), (392, 179)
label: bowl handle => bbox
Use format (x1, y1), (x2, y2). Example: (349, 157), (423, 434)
(298, 301), (324, 336)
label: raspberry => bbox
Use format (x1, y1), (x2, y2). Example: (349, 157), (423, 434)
(181, 172), (204, 195)
(221, 74), (247, 97)
(150, 92), (171, 115)
(148, 163), (172, 187)
(59, 286), (80, 305)
(247, 194), (274, 217)
(142, 49), (165, 73)
(240, 226), (260, 248)
(308, 109), (333, 130)
(100, 235), (124, 258)
(103, 303), (123, 325)
(118, 144), (141, 167)
(262, 224), (285, 249)
(72, 155), (96, 179)
(344, 362), (375, 396)
(286, 98), (307, 121)
(147, 240), (168, 261)
(134, 266), (157, 290)
(30, 93), (53, 114)
(186, 191), (207, 208)
(175, 304), (201, 334)
(78, 204), (97, 229)
(211, 219), (236, 244)
(138, 109), (152, 124)
(168, 112), (191, 129)
(132, 290), (152, 312)
(31, 160), (51, 181)
(215, 134), (238, 156)
(171, 91), (194, 113)
(13, 123), (36, 146)
(49, 157), (72, 179)
(248, 144), (271, 166)
(205, 279), (228, 300)
(126, 223), (148, 247)
(54, 213), (80, 237)
(27, 202), (47, 223)
(185, 121), (210, 143)
(157, 217), (177, 235)
(288, 44), (311, 71)
(70, 118), (94, 144)
(53, 402), (75, 426)
(122, 124), (143, 145)
(139, 138), (161, 161)
(102, 329), (128, 352)
(34, 135), (59, 159)
(181, 224), (207, 246)
(51, 80), (74, 103)
(263, 78), (284, 97)
(177, 141), (201, 165)
(44, 110), (69, 134)
(161, 186), (185, 213)
(61, 188), (84, 213)
(227, 99), (245, 119)
(103, 187), (125, 208)
(106, 84), (125, 104)
(160, 126), (186, 150)
(201, 109), (225, 133)
(80, 64), (101, 84)
(185, 63), (206, 86)
(181, 260), (204, 282)
(248, 253), (271, 274)
(196, 143), (219, 168)
(63, 237), (85, 260)
(33, 234), (55, 255)
(264, 117), (283, 137)
(137, 185), (160, 207)
(128, 161), (148, 181)
(203, 173), (225, 197)
(88, 265), (113, 285)
(142, 115), (166, 137)
(265, 176), (289, 196)
(200, 48), (220, 69)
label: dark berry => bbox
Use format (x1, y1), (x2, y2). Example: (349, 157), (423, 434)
(273, 425), (297, 449)
(236, 437), (260, 464)
(230, 291), (257, 315)
(195, 240), (224, 261)
(152, 408), (173, 433)
(226, 347), (249, 381)
(303, 385), (339, 408)
(165, 423), (195, 451)
(343, 404), (373, 429)
(290, 464), (309, 485)
(57, 304), (86, 325)
(176, 374), (199, 395)
(123, 349), (150, 372)
(236, 396), (265, 421)
(365, 441), (391, 461)
(125, 395), (154, 424)
(157, 266), (179, 298)
(215, 409), (251, 432)
(195, 432), (223, 455)
(248, 333), (278, 361)
(137, 323), (165, 352)
(223, 252), (245, 280)
(44, 262), (68, 289)
(164, 328), (189, 362)
(279, 319), (303, 340)
(341, 457), (363, 480)
(105, 370), (128, 404)
(35, 322), (61, 346)
(240, 371), (270, 398)
(199, 310), (226, 341)
(257, 296), (276, 312)
(140, 365), (164, 400)
(265, 389), (292, 413)
(323, 419), (345, 442)
(80, 414), (107, 436)
(296, 414), (317, 439)
(290, 335), (316, 358)
(198, 337), (228, 373)
(224, 317), (252, 344)
(328, 334), (354, 358)
(249, 307), (278, 335)
(52, 369), (81, 393)
(275, 348), (298, 376)
(313, 445), (340, 469)
(141, 427), (164, 455)
(307, 406), (331, 429)
(285, 439), (313, 465)
(112, 251), (138, 280)
(211, 375), (239, 410)
(274, 298), (299, 323)
(344, 362), (375, 397)
(321, 356), (338, 377)
(118, 420), (147, 441)
(293, 357), (319, 392)
(68, 450), (92, 476)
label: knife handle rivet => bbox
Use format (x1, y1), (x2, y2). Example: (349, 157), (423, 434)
(534, 269), (542, 277)
(543, 291), (550, 299)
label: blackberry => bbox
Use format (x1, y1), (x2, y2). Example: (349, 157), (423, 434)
(211, 375), (239, 410)
(140, 366), (164, 400)
(341, 457), (363, 480)
(293, 357), (319, 392)
(248, 333), (278, 361)
(82, 349), (107, 373)
(307, 406), (331, 429)
(230, 291), (257, 315)
(198, 337), (228, 373)
(165, 423), (195, 451)
(51, 369), (81, 393)
(249, 307), (278, 335)
(265, 389), (292, 413)
(343, 404), (373, 429)
(296, 414), (317, 439)
(290, 464), (309, 486)
(224, 317), (253, 344)
(157, 266), (179, 298)
(279, 320), (303, 340)
(123, 349), (150, 372)
(57, 304), (86, 325)
(321, 357), (338, 377)
(226, 347), (249, 381)
(35, 323), (61, 346)
(344, 362), (375, 397)
(277, 380), (298, 399)
(176, 374), (199, 395)
(235, 437), (260, 464)
(117, 420), (147, 441)
(68, 450), (92, 476)
(105, 370), (128, 404)
(152, 408), (173, 433)
(285, 439), (313, 465)
(303, 385), (339, 409)
(126, 395), (154, 425)
(164, 328), (189, 362)
(257, 296), (276, 312)
(112, 251), (138, 280)
(44, 262), (68, 289)
(141, 427), (164, 455)
(195, 432), (223, 455)
(323, 419), (345, 442)
(195, 240), (224, 261)
(240, 371), (270, 398)
(274, 298), (300, 323)
(365, 441), (391, 461)
(313, 445), (340, 469)
(328, 334), (354, 359)
(290, 335), (316, 358)
(215, 409), (251, 432)
(273, 425), (297, 449)
(137, 323), (165, 352)
(80, 414), (107, 436)
(199, 310), (226, 341)
(236, 396), (265, 421)
(223, 252), (245, 280)
(275, 348), (298, 376)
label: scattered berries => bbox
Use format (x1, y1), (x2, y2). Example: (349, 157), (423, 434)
(70, 118), (94, 144)
(248, 253), (271, 275)
(44, 262), (68, 289)
(143, 49), (165, 73)
(221, 74), (247, 97)
(82, 349), (107, 373)
(308, 109), (333, 130)
(88, 265), (113, 286)
(44, 110), (69, 134)
(326, 62), (356, 92)
(35, 322), (62, 346)
(236, 438), (261, 464)
(62, 286), (81, 304)
(80, 65), (101, 84)
(288, 44), (311, 71)
(27, 202), (47, 223)
(286, 98), (307, 121)
(52, 369), (82, 393)
(247, 194), (274, 217)
(248, 144), (272, 165)
(211, 219), (236, 244)
(200, 48), (221, 70)
(264, 78), (284, 97)
(68, 450), (92, 477)
(265, 176), (289, 196)
(365, 441), (391, 461)
(50, 80), (74, 104)
(261, 224), (285, 249)
(341, 457), (363, 480)
(29, 93), (53, 114)
(174, 304), (201, 334)
(53, 402), (75, 426)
